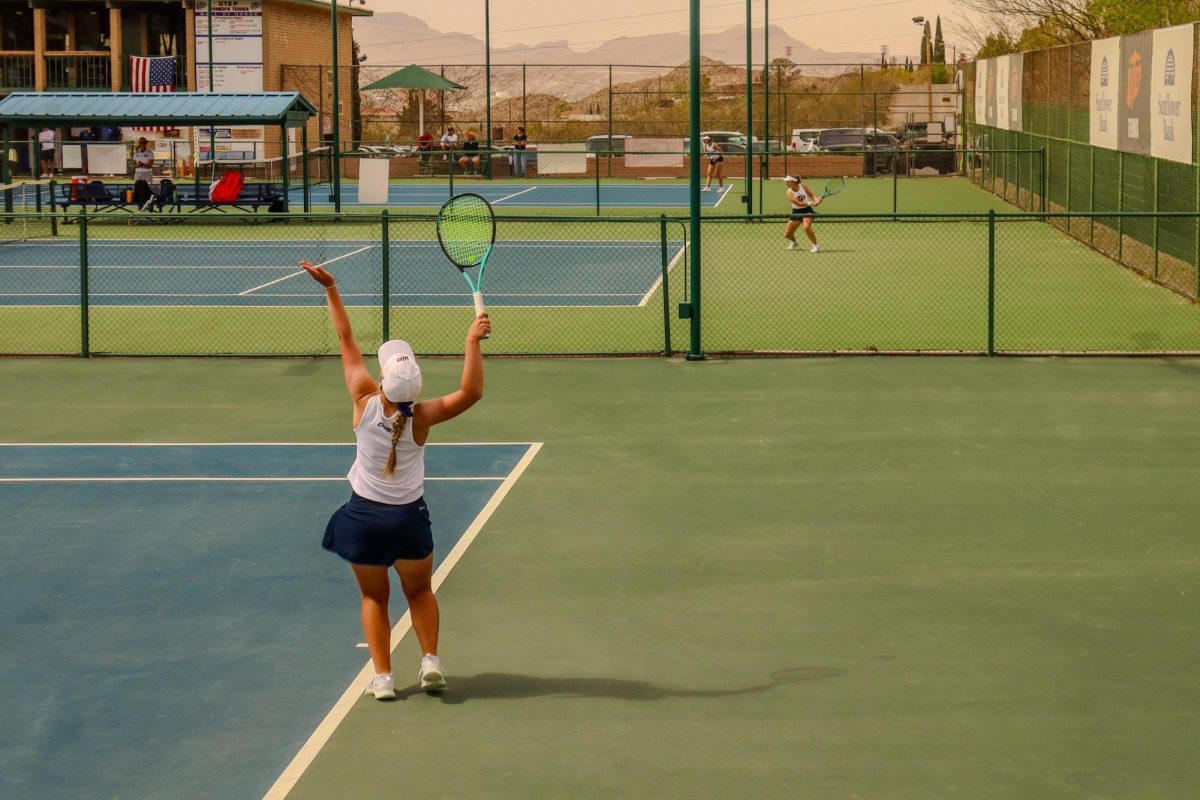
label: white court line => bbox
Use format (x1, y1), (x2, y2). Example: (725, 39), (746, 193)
(262, 442), (543, 800)
(637, 240), (688, 308)
(713, 185), (733, 208)
(491, 186), (537, 204)
(0, 476), (505, 483)
(0, 441), (535, 446)
(237, 246), (374, 296)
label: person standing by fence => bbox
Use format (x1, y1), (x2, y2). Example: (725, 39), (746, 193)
(38, 127), (55, 177)
(512, 126), (528, 177)
(133, 138), (155, 184)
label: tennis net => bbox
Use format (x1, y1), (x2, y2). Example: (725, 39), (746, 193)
(199, 147), (332, 187)
(0, 181), (57, 245)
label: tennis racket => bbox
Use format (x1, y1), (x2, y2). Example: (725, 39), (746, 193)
(436, 192), (495, 338)
(820, 177), (847, 199)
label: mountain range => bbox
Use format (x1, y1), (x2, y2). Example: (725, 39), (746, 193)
(353, 12), (880, 100)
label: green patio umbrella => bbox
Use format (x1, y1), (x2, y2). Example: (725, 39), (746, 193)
(361, 65), (465, 137)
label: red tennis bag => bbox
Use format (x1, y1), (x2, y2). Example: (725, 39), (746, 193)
(208, 171), (245, 203)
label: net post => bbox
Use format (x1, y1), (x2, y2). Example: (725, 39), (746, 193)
(47, 179), (58, 236)
(1040, 145), (1047, 213)
(279, 125), (290, 212)
(594, 147), (601, 216)
(448, 154), (454, 199)
(302, 126), (310, 214)
(80, 210), (89, 358)
(987, 209), (995, 356)
(381, 210), (390, 341)
(660, 215), (671, 356)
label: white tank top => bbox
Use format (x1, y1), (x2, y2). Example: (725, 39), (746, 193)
(788, 186), (812, 206)
(347, 394), (424, 504)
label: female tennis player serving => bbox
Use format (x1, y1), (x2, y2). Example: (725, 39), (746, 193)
(783, 175), (821, 253)
(300, 259), (490, 699)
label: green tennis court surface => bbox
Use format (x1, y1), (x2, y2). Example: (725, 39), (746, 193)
(1, 356), (1196, 799)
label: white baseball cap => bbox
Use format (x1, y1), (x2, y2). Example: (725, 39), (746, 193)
(377, 340), (422, 403)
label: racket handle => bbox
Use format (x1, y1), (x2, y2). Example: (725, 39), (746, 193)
(472, 291), (490, 339)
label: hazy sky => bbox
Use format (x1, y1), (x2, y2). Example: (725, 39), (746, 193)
(365, 0), (981, 60)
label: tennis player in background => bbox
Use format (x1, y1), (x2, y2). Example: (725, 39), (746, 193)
(701, 134), (724, 192)
(782, 175), (821, 253)
(300, 259), (491, 700)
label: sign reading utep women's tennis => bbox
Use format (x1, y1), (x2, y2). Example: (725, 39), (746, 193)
(1150, 24), (1194, 164)
(1118, 30), (1154, 155)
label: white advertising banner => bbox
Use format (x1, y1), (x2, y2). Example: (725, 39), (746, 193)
(357, 159), (390, 205)
(1150, 24), (1194, 164)
(974, 59), (987, 123)
(1090, 36), (1121, 150)
(995, 55), (1011, 131)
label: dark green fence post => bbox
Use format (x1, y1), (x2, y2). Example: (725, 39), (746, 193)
(381, 210), (390, 341)
(892, 150), (898, 217)
(987, 209), (995, 356)
(1040, 146), (1047, 213)
(80, 210), (89, 358)
(448, 156), (454, 199)
(594, 148), (601, 216)
(1153, 158), (1160, 280)
(660, 215), (671, 356)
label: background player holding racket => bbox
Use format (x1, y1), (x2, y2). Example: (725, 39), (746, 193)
(783, 175), (822, 253)
(299, 259), (491, 700)
(701, 134), (725, 192)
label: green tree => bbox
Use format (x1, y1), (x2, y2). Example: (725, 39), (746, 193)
(961, 0), (1200, 52)
(350, 36), (365, 147)
(934, 16), (946, 62)
(919, 20), (932, 64)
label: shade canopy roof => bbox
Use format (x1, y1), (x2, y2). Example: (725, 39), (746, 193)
(361, 65), (465, 92)
(0, 92), (318, 128)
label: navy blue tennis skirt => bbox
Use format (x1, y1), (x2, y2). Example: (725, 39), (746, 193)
(790, 205), (816, 217)
(322, 492), (434, 566)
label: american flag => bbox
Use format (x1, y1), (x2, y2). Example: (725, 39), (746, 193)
(130, 55), (176, 131)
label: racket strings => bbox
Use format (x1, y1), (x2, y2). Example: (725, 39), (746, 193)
(438, 195), (494, 267)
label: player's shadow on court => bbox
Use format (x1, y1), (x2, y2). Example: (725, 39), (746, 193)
(395, 667), (844, 704)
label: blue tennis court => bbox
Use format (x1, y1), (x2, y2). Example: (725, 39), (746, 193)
(0, 442), (540, 800)
(290, 181), (734, 208)
(0, 238), (685, 307)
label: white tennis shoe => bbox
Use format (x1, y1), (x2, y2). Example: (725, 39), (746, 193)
(786, 241), (799, 250)
(810, 245), (820, 253)
(365, 673), (395, 700)
(419, 655), (447, 691)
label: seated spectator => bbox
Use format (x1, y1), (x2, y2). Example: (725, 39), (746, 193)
(439, 126), (458, 159)
(457, 131), (481, 174)
(417, 129), (434, 166)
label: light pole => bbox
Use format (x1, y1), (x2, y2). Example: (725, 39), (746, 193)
(912, 16), (933, 123)
(484, 0), (492, 179)
(330, 0), (366, 210)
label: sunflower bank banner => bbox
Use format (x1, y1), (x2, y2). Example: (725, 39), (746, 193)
(1092, 24), (1194, 164)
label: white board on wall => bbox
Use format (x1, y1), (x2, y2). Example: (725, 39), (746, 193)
(88, 144), (127, 175)
(536, 145), (588, 174)
(1150, 24), (1195, 164)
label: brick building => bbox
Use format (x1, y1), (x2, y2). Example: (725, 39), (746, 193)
(0, 0), (369, 168)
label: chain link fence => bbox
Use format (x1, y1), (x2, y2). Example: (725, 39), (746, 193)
(1, 208), (1198, 357)
(963, 26), (1200, 302)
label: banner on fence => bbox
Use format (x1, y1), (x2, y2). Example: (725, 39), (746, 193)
(1150, 24), (1194, 164)
(1006, 54), (1023, 132)
(1090, 37), (1121, 150)
(974, 59), (987, 123)
(984, 58), (998, 127)
(1118, 30), (1154, 155)
(996, 56), (1011, 130)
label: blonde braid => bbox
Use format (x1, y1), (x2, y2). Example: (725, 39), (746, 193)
(382, 407), (407, 479)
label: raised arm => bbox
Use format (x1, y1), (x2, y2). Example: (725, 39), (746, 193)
(299, 261), (376, 404)
(415, 315), (491, 431)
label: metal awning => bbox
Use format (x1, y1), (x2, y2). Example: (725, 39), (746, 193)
(0, 92), (318, 128)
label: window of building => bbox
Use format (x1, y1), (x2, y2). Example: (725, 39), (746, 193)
(0, 10), (34, 51)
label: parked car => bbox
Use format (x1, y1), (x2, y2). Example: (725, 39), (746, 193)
(814, 128), (905, 174)
(895, 121), (948, 149)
